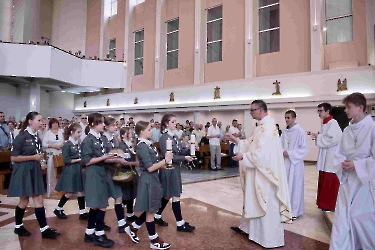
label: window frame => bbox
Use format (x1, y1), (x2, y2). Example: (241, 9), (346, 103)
(109, 38), (116, 59)
(166, 18), (179, 70)
(206, 5), (223, 63)
(325, 0), (353, 44)
(258, 1), (280, 55)
(134, 29), (144, 76)
(110, 0), (117, 17)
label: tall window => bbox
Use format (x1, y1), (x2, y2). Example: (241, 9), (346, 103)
(207, 5), (222, 63)
(258, 0), (280, 54)
(109, 39), (116, 59)
(167, 18), (179, 70)
(134, 29), (144, 76)
(111, 0), (117, 16)
(325, 0), (353, 44)
(136, 0), (145, 4)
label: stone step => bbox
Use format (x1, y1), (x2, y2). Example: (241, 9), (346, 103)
(323, 211), (334, 233)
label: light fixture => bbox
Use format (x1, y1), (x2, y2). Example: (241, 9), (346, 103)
(31, 101), (35, 105)
(323, 27), (327, 31)
(61, 91), (65, 92)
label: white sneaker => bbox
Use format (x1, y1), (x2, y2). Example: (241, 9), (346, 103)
(150, 237), (171, 249)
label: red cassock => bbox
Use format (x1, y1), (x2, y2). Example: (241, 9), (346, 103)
(316, 171), (340, 211)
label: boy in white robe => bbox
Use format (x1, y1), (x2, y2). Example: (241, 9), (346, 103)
(281, 110), (309, 220)
(227, 100), (292, 248)
(311, 103), (342, 211)
(330, 93), (375, 250)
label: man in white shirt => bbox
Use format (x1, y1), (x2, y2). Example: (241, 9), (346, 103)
(228, 119), (241, 167)
(151, 122), (161, 143)
(79, 114), (88, 142)
(281, 110), (309, 220)
(207, 118), (222, 170)
(0, 112), (11, 152)
(311, 103), (342, 211)
(329, 93), (375, 250)
(217, 121), (225, 141)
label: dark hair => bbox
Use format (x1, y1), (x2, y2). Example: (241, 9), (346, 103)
(251, 99), (268, 112)
(85, 113), (104, 135)
(232, 119), (237, 122)
(49, 118), (59, 129)
(63, 122), (81, 140)
(120, 127), (131, 139)
(317, 102), (332, 115)
(285, 110), (297, 118)
(161, 114), (175, 131)
(7, 121), (16, 127)
(129, 117), (133, 120)
(120, 118), (125, 121)
(104, 117), (116, 131)
(342, 92), (366, 112)
(135, 121), (149, 136)
(0, 111), (3, 114)
(21, 111), (40, 132)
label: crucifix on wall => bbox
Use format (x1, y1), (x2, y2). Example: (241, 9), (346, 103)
(214, 86), (221, 99)
(272, 80), (281, 95)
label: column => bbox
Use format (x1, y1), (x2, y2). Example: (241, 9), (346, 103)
(99, 0), (110, 59)
(193, 111), (201, 125)
(244, 0), (254, 78)
(154, 113), (161, 123)
(124, 0), (137, 92)
(310, 0), (324, 71)
(154, 0), (166, 89)
(29, 83), (41, 112)
(366, 0), (375, 66)
(0, 0), (12, 41)
(243, 110), (252, 140)
(13, 0), (41, 43)
(193, 0), (203, 84)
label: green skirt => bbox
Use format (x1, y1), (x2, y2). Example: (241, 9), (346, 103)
(55, 163), (84, 192)
(85, 165), (108, 208)
(134, 171), (162, 213)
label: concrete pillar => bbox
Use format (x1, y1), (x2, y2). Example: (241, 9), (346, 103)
(124, 0), (137, 92)
(193, 111), (201, 124)
(366, 0), (375, 66)
(154, 113), (161, 123)
(244, 0), (254, 78)
(99, 0), (110, 59)
(194, 0), (203, 84)
(0, 0), (12, 41)
(154, 0), (166, 89)
(29, 82), (41, 112)
(310, 0), (324, 71)
(13, 0), (41, 43)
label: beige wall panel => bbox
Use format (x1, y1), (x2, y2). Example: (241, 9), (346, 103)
(165, 0), (179, 21)
(256, 0), (311, 77)
(204, 0), (245, 83)
(324, 0), (368, 69)
(86, 0), (101, 57)
(203, 0), (223, 9)
(40, 0), (53, 39)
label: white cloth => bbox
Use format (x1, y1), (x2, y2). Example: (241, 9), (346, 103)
(151, 128), (161, 142)
(316, 119), (342, 172)
(228, 126), (239, 136)
(80, 122), (87, 142)
(330, 115), (375, 250)
(174, 129), (183, 140)
(281, 123), (308, 218)
(235, 115), (292, 248)
(207, 125), (221, 146)
(42, 130), (64, 155)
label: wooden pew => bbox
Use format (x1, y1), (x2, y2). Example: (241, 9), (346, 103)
(0, 151), (12, 189)
(199, 142), (231, 170)
(53, 154), (65, 177)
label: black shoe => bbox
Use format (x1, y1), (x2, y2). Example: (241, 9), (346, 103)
(42, 228), (61, 239)
(103, 223), (111, 231)
(93, 234), (114, 248)
(84, 233), (96, 243)
(155, 218), (168, 227)
(126, 215), (138, 222)
(79, 213), (89, 220)
(210, 166), (217, 171)
(177, 222), (195, 232)
(53, 209), (67, 219)
(230, 226), (248, 236)
(14, 226), (31, 236)
(292, 216), (298, 221)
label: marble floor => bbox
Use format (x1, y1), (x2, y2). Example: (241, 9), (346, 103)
(0, 163), (332, 249)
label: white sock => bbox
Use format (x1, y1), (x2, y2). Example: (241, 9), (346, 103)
(126, 212), (135, 217)
(79, 209), (86, 215)
(118, 219), (126, 227)
(86, 228), (95, 235)
(40, 225), (50, 232)
(176, 220), (185, 227)
(149, 233), (159, 240)
(15, 223), (23, 228)
(95, 230), (105, 236)
(132, 221), (141, 229)
(154, 214), (162, 219)
(55, 206), (62, 211)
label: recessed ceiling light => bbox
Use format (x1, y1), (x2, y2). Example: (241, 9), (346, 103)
(61, 91), (65, 92)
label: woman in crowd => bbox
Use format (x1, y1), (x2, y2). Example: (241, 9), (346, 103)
(131, 121), (172, 249)
(54, 123), (88, 220)
(154, 114), (195, 232)
(8, 111), (60, 239)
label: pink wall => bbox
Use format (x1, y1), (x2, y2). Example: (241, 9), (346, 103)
(108, 0), (125, 60)
(162, 0), (195, 88)
(131, 0), (157, 91)
(203, 0), (245, 83)
(40, 0), (53, 40)
(256, 0), (311, 77)
(86, 0), (101, 57)
(324, 0), (368, 69)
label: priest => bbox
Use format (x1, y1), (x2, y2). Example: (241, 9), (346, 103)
(227, 100), (292, 248)
(330, 93), (375, 250)
(281, 110), (309, 220)
(311, 103), (342, 211)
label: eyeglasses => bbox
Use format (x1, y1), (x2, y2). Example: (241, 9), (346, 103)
(317, 110), (324, 113)
(81, 117), (87, 120)
(250, 108), (261, 112)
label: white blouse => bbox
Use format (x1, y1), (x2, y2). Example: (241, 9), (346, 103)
(42, 130), (64, 155)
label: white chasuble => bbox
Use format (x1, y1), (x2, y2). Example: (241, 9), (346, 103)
(316, 119), (342, 173)
(281, 123), (309, 218)
(330, 115), (375, 250)
(235, 115), (292, 248)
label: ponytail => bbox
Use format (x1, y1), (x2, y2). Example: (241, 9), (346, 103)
(64, 122), (81, 140)
(20, 112), (39, 132)
(85, 125), (90, 135)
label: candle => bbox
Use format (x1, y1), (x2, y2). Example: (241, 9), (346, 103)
(190, 134), (196, 143)
(190, 144), (195, 155)
(166, 138), (172, 150)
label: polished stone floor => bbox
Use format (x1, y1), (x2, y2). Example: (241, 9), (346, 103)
(0, 163), (331, 249)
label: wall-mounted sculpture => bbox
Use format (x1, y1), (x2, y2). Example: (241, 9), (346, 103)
(214, 86), (221, 99)
(272, 80), (281, 96)
(337, 78), (348, 92)
(169, 92), (174, 102)
(134, 97), (138, 104)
